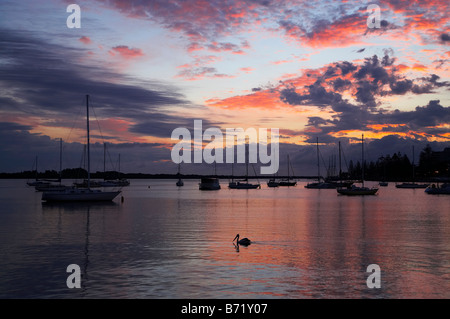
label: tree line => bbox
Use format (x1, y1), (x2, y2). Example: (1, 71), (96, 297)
(345, 145), (449, 181)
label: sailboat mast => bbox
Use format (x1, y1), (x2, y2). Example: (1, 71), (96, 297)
(287, 154), (290, 179)
(412, 145), (415, 182)
(59, 138), (62, 184)
(104, 142), (106, 177)
(338, 141), (342, 180)
(362, 134), (365, 187)
(86, 94), (91, 189)
(316, 137), (320, 182)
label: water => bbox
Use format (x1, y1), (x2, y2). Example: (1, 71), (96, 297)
(0, 179), (449, 299)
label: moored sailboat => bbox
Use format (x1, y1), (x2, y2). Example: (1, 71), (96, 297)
(42, 95), (121, 202)
(395, 146), (429, 189)
(279, 155), (296, 186)
(337, 134), (378, 196)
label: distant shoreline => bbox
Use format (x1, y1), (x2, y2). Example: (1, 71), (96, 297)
(1, 172), (448, 183)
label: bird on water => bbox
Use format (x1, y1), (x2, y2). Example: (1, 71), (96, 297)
(233, 234), (251, 246)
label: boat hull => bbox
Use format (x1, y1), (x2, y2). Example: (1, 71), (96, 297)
(425, 184), (450, 194)
(337, 187), (378, 195)
(279, 181), (297, 186)
(42, 189), (121, 201)
(235, 182), (260, 189)
(305, 182), (335, 189)
(199, 178), (221, 190)
(267, 181), (279, 187)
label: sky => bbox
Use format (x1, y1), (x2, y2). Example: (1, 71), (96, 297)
(0, 0), (449, 176)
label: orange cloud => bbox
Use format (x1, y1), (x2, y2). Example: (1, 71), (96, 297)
(206, 90), (287, 110)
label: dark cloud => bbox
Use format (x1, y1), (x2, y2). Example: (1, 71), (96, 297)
(276, 53), (450, 144)
(0, 28), (202, 140)
(440, 33), (450, 42)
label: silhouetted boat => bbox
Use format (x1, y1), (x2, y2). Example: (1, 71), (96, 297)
(337, 134), (378, 196)
(100, 148), (130, 187)
(175, 161), (184, 187)
(305, 138), (334, 189)
(379, 181), (388, 187)
(42, 95), (121, 202)
(425, 183), (450, 194)
(235, 181), (260, 189)
(233, 145), (260, 189)
(267, 178), (279, 187)
(199, 177), (221, 190)
(396, 146), (429, 189)
(279, 155), (296, 186)
(26, 156), (51, 187)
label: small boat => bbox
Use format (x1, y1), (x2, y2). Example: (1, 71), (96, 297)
(305, 138), (330, 189)
(337, 185), (379, 196)
(235, 181), (260, 189)
(279, 179), (297, 186)
(233, 234), (251, 246)
(379, 181), (388, 187)
(267, 178), (279, 187)
(175, 160), (184, 187)
(337, 134), (378, 196)
(233, 156), (260, 189)
(42, 187), (121, 201)
(228, 181), (237, 189)
(425, 183), (450, 195)
(176, 178), (184, 187)
(199, 178), (221, 190)
(279, 155), (297, 186)
(305, 181), (335, 189)
(396, 146), (428, 189)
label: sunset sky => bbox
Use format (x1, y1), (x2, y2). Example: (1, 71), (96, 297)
(0, 0), (449, 175)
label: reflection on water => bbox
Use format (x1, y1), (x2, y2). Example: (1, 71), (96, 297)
(0, 179), (449, 298)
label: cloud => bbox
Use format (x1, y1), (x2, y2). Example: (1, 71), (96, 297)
(440, 33), (450, 42)
(109, 45), (144, 59)
(0, 28), (198, 143)
(79, 36), (92, 45)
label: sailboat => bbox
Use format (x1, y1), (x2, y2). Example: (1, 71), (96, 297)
(228, 162), (238, 188)
(99, 145), (130, 187)
(234, 143), (260, 189)
(199, 162), (221, 190)
(395, 146), (428, 189)
(26, 156), (50, 187)
(425, 183), (450, 195)
(279, 155), (297, 186)
(235, 163), (260, 189)
(305, 138), (335, 189)
(267, 177), (279, 187)
(337, 134), (378, 196)
(176, 161), (184, 187)
(42, 95), (121, 202)
(35, 138), (70, 192)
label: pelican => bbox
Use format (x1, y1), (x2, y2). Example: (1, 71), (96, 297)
(233, 234), (251, 246)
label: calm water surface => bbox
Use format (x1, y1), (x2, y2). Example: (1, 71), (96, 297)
(0, 179), (449, 298)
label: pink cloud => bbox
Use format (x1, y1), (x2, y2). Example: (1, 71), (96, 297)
(79, 36), (92, 45)
(108, 45), (144, 59)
